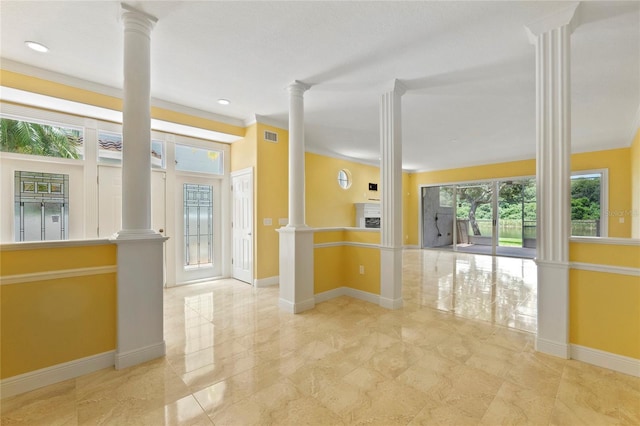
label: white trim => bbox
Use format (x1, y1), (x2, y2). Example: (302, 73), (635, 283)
(278, 297), (315, 314)
(345, 287), (380, 305)
(115, 341), (166, 370)
(379, 296), (403, 310)
(571, 168), (608, 237)
(1, 265), (117, 285)
(314, 242), (379, 249)
(403, 244), (420, 249)
(570, 236), (640, 246)
(244, 114), (287, 130)
(1, 238), (113, 251)
(314, 286), (380, 305)
(535, 259), (570, 269)
(571, 344), (640, 377)
(1, 59), (245, 128)
(254, 276), (279, 288)
(0, 350), (115, 398)
(570, 262), (640, 277)
(314, 287), (346, 303)
(313, 227), (381, 233)
(535, 337), (570, 359)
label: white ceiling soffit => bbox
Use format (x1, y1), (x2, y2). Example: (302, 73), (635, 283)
(0, 87), (241, 143)
(0, 1), (638, 170)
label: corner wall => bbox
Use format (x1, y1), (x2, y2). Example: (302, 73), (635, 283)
(631, 128), (640, 238)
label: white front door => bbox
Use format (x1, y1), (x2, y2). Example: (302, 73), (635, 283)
(176, 175), (221, 283)
(231, 169), (253, 284)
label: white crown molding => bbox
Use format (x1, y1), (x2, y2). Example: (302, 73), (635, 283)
(305, 145), (380, 168)
(244, 114), (288, 130)
(1, 59), (245, 128)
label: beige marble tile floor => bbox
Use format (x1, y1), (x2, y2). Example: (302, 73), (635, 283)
(2, 249), (638, 425)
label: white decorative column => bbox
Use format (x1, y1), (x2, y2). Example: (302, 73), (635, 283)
(379, 79), (406, 309)
(525, 2), (580, 359)
(278, 81), (315, 313)
(112, 4), (167, 369)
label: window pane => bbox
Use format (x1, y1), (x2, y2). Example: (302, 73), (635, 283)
(98, 132), (165, 168)
(1, 117), (83, 159)
(571, 173), (601, 237)
(183, 183), (214, 269)
(175, 145), (223, 175)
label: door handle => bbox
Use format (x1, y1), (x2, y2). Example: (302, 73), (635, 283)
(247, 232), (252, 236)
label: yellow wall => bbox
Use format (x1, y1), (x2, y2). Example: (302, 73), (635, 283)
(255, 123), (289, 280)
(0, 243), (117, 378)
(230, 124), (257, 173)
(313, 230), (381, 295)
(631, 128), (640, 238)
(407, 148), (633, 245)
(569, 242), (640, 359)
(305, 153), (380, 227)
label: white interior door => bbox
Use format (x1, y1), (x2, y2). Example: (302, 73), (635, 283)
(231, 169), (253, 284)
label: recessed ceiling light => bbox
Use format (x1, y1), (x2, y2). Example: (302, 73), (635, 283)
(25, 41), (48, 53)
(217, 99), (230, 106)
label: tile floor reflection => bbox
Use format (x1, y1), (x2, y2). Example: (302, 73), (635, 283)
(2, 249), (638, 425)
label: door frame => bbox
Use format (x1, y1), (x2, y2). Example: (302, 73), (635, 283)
(231, 167), (254, 285)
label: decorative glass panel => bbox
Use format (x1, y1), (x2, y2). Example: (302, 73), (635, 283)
(0, 117), (83, 159)
(175, 144), (223, 175)
(14, 171), (69, 241)
(183, 183), (213, 269)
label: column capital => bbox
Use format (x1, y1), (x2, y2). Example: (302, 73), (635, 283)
(288, 80), (311, 96)
(525, 2), (580, 43)
(121, 3), (158, 35)
(383, 79), (407, 97)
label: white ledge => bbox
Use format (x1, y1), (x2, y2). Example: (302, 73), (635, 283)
(1, 239), (114, 251)
(313, 227), (381, 233)
(570, 237), (640, 246)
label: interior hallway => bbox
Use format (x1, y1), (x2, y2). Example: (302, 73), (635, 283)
(2, 250), (638, 425)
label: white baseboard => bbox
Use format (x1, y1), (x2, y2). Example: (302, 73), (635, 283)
(379, 296), (403, 310)
(345, 287), (381, 305)
(535, 337), (570, 359)
(254, 276), (279, 288)
(115, 341), (166, 370)
(1, 350), (115, 398)
(278, 297), (315, 313)
(571, 344), (640, 377)
(314, 287), (380, 305)
(314, 287), (346, 303)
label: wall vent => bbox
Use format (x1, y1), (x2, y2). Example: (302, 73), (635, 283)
(264, 130), (278, 143)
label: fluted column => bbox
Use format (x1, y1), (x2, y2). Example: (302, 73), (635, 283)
(113, 4), (167, 370)
(379, 79), (406, 309)
(526, 2), (579, 358)
(278, 81), (314, 313)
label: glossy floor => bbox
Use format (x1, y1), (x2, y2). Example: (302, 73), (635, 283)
(2, 250), (638, 425)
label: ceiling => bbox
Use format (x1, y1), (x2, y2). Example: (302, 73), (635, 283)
(1, 1), (638, 171)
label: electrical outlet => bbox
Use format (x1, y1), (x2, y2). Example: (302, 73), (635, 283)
(619, 217), (625, 223)
(359, 265), (365, 274)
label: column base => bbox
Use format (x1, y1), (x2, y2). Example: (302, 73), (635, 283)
(380, 246), (403, 310)
(112, 234), (168, 369)
(535, 259), (570, 359)
(277, 227), (314, 314)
